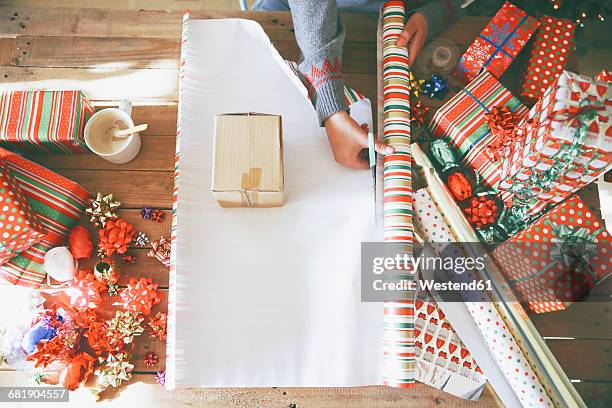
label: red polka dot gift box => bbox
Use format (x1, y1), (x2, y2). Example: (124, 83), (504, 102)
(520, 16), (576, 104)
(0, 90), (94, 154)
(0, 160), (46, 265)
(454, 2), (539, 84)
(492, 195), (611, 314)
(0, 148), (90, 287)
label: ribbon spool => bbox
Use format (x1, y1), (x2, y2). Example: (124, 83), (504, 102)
(414, 38), (460, 77)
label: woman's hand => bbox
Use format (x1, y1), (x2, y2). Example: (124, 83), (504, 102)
(324, 111), (394, 169)
(396, 12), (428, 65)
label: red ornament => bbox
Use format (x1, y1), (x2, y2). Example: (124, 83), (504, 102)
(118, 278), (162, 316)
(98, 218), (136, 257)
(68, 269), (106, 311)
(446, 171), (473, 201)
(68, 225), (93, 260)
(143, 352), (159, 368)
(463, 196), (499, 228)
(148, 312), (168, 342)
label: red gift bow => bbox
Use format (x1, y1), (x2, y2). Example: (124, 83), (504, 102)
(484, 106), (522, 162)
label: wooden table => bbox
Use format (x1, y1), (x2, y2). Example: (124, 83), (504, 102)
(0, 6), (610, 407)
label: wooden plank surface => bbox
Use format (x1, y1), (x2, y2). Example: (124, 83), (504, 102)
(0, 7), (379, 42)
(0, 5), (610, 407)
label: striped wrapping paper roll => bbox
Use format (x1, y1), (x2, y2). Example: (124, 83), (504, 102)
(0, 148), (90, 287)
(381, 0), (415, 388)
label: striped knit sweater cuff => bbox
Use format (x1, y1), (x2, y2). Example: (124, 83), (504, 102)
(314, 78), (349, 126)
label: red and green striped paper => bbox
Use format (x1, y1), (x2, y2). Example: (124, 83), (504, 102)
(0, 148), (90, 287)
(429, 71), (528, 188)
(0, 90), (94, 154)
(382, 0), (415, 388)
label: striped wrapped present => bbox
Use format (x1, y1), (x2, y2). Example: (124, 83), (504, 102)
(498, 70), (612, 214)
(429, 71), (528, 189)
(0, 90), (94, 154)
(454, 2), (539, 84)
(0, 148), (90, 287)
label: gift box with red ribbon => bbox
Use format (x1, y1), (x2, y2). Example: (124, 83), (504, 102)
(0, 90), (94, 154)
(429, 71), (528, 189)
(0, 160), (46, 265)
(0, 148), (90, 287)
(520, 16), (576, 104)
(454, 2), (539, 84)
(492, 195), (611, 313)
(498, 70), (612, 216)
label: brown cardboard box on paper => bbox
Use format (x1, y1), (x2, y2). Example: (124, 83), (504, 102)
(212, 113), (284, 208)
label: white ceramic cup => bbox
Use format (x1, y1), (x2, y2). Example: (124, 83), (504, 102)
(84, 99), (141, 164)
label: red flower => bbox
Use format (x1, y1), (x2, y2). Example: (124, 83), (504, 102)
(98, 218), (135, 257)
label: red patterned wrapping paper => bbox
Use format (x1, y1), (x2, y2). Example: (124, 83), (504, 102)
(0, 161), (46, 264)
(0, 148), (90, 286)
(0, 90), (94, 154)
(595, 69), (611, 82)
(454, 2), (539, 84)
(493, 195), (611, 313)
(498, 70), (612, 214)
(520, 16), (575, 103)
(429, 71), (528, 188)
(414, 290), (486, 400)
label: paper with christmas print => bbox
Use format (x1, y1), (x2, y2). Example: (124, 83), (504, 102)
(414, 289), (486, 400)
(498, 70), (612, 214)
(493, 194), (611, 313)
(454, 1), (538, 84)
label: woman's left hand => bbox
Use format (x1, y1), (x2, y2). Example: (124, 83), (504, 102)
(396, 12), (428, 65)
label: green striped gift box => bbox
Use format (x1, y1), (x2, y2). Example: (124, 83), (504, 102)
(0, 148), (90, 287)
(429, 71), (528, 189)
(0, 90), (94, 154)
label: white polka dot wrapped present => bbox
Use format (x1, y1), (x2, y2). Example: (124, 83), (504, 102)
(0, 160), (46, 265)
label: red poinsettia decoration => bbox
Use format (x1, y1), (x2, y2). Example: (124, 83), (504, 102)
(117, 278), (162, 316)
(98, 218), (135, 257)
(68, 269), (107, 311)
(68, 225), (93, 260)
(148, 312), (167, 341)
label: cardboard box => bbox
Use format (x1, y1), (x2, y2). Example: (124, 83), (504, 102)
(212, 113), (284, 207)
